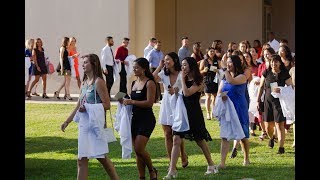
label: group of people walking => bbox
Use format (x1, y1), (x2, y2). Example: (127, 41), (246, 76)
(26, 32), (295, 179)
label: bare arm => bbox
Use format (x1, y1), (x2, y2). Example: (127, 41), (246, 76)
(152, 59), (164, 83)
(124, 80), (156, 108)
(199, 60), (208, 75)
(95, 77), (111, 110)
(256, 75), (266, 103)
(60, 47), (65, 71)
(244, 67), (253, 83)
(32, 49), (38, 67)
(181, 77), (203, 97)
(224, 70), (247, 85)
(61, 93), (81, 132)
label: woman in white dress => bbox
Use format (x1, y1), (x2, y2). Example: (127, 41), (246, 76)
(152, 52), (189, 170)
(61, 54), (119, 180)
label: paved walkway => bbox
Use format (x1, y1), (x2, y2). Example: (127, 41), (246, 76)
(25, 93), (207, 106)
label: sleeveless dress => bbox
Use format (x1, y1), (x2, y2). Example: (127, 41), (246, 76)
(77, 82), (108, 159)
(221, 79), (249, 138)
(59, 47), (71, 75)
(130, 79), (156, 138)
(69, 49), (80, 77)
(203, 58), (219, 93)
(173, 80), (212, 141)
(158, 70), (182, 126)
(33, 48), (48, 75)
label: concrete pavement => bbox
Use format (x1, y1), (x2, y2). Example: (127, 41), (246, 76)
(25, 93), (207, 106)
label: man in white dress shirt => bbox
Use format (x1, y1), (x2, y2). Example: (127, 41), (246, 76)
(267, 32), (280, 53)
(144, 37), (157, 58)
(100, 36), (115, 97)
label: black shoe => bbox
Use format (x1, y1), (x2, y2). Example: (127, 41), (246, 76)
(268, 138), (275, 149)
(277, 147), (285, 154)
(149, 167), (158, 180)
(230, 148), (237, 158)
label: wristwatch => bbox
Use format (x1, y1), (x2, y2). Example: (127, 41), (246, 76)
(222, 68), (227, 71)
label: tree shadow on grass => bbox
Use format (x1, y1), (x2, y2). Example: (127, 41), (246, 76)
(25, 157), (294, 180)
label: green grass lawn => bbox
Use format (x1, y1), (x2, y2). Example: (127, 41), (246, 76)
(25, 103), (295, 180)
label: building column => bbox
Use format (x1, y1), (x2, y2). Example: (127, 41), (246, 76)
(129, 0), (155, 58)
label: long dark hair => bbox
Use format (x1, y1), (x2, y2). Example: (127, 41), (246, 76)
(81, 54), (103, 82)
(134, 57), (160, 103)
(164, 52), (181, 76)
(229, 55), (244, 77)
(182, 57), (203, 86)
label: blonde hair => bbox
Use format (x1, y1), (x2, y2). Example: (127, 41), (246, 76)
(25, 39), (35, 50)
(68, 36), (76, 47)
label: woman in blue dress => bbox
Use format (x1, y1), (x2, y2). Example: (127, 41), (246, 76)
(217, 55), (250, 169)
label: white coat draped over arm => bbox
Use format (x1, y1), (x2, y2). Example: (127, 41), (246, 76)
(115, 103), (133, 159)
(73, 103), (109, 160)
(213, 95), (245, 141)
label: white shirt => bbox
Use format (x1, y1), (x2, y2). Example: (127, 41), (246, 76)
(144, 44), (153, 58)
(101, 45), (114, 70)
(268, 39), (280, 52)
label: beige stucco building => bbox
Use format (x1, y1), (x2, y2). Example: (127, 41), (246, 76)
(25, 0), (295, 95)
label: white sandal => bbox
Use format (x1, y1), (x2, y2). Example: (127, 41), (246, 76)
(204, 165), (218, 175)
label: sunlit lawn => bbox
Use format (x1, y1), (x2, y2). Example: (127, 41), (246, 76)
(26, 103), (295, 180)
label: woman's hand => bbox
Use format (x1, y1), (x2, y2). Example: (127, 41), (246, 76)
(273, 87), (281, 93)
(122, 98), (133, 106)
(174, 87), (179, 94)
(78, 104), (86, 112)
(61, 121), (69, 132)
(168, 86), (175, 95)
(222, 95), (228, 101)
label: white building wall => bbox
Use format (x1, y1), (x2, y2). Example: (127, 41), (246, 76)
(25, 0), (129, 95)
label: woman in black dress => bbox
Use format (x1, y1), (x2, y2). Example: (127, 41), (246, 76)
(54, 37), (73, 100)
(121, 58), (158, 180)
(257, 54), (293, 154)
(164, 57), (218, 179)
(199, 47), (220, 120)
(27, 38), (49, 98)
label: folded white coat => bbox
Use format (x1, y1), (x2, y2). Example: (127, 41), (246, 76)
(271, 86), (295, 121)
(73, 103), (109, 159)
(248, 76), (260, 118)
(115, 103), (133, 159)
(213, 94), (245, 141)
(113, 54), (137, 81)
(172, 90), (190, 132)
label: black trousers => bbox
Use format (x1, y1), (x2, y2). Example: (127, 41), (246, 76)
(119, 63), (127, 94)
(104, 65), (114, 97)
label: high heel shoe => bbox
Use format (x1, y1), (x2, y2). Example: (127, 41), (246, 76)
(163, 170), (177, 179)
(54, 91), (60, 99)
(230, 148), (237, 158)
(65, 94), (73, 100)
(26, 91), (31, 100)
(32, 92), (40, 96)
(182, 155), (189, 168)
(150, 167), (158, 180)
(42, 93), (49, 99)
(204, 165), (218, 175)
